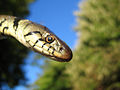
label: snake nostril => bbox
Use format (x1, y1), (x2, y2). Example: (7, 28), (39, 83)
(59, 47), (63, 52)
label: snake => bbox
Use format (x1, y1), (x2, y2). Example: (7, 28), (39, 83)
(0, 15), (72, 62)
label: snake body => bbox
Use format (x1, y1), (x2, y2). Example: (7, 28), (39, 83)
(0, 15), (72, 62)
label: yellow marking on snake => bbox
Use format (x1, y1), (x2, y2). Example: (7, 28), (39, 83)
(0, 15), (72, 62)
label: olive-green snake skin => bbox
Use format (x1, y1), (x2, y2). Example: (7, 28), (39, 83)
(0, 15), (72, 62)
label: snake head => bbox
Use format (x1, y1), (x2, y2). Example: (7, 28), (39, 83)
(43, 34), (73, 62)
(24, 23), (73, 62)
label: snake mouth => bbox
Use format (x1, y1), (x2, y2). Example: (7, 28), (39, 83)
(33, 44), (73, 62)
(34, 47), (73, 62)
(54, 50), (73, 62)
(51, 43), (73, 62)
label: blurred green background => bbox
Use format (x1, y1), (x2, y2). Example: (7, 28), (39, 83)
(0, 0), (120, 90)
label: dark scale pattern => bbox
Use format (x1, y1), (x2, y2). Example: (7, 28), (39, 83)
(52, 48), (55, 54)
(32, 38), (44, 47)
(24, 31), (42, 37)
(41, 42), (47, 48)
(13, 17), (22, 32)
(0, 19), (6, 26)
(47, 46), (52, 51)
(2, 27), (9, 35)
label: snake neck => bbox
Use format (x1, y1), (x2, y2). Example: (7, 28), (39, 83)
(0, 15), (31, 47)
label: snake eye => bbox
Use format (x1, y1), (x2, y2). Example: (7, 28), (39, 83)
(45, 35), (55, 43)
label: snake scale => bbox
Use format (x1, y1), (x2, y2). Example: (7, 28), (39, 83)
(0, 15), (72, 62)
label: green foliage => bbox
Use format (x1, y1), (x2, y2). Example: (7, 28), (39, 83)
(66, 0), (120, 89)
(0, 0), (35, 88)
(34, 60), (72, 90)
(0, 0), (34, 17)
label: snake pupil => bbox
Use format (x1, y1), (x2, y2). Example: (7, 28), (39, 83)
(48, 37), (52, 41)
(45, 35), (55, 43)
